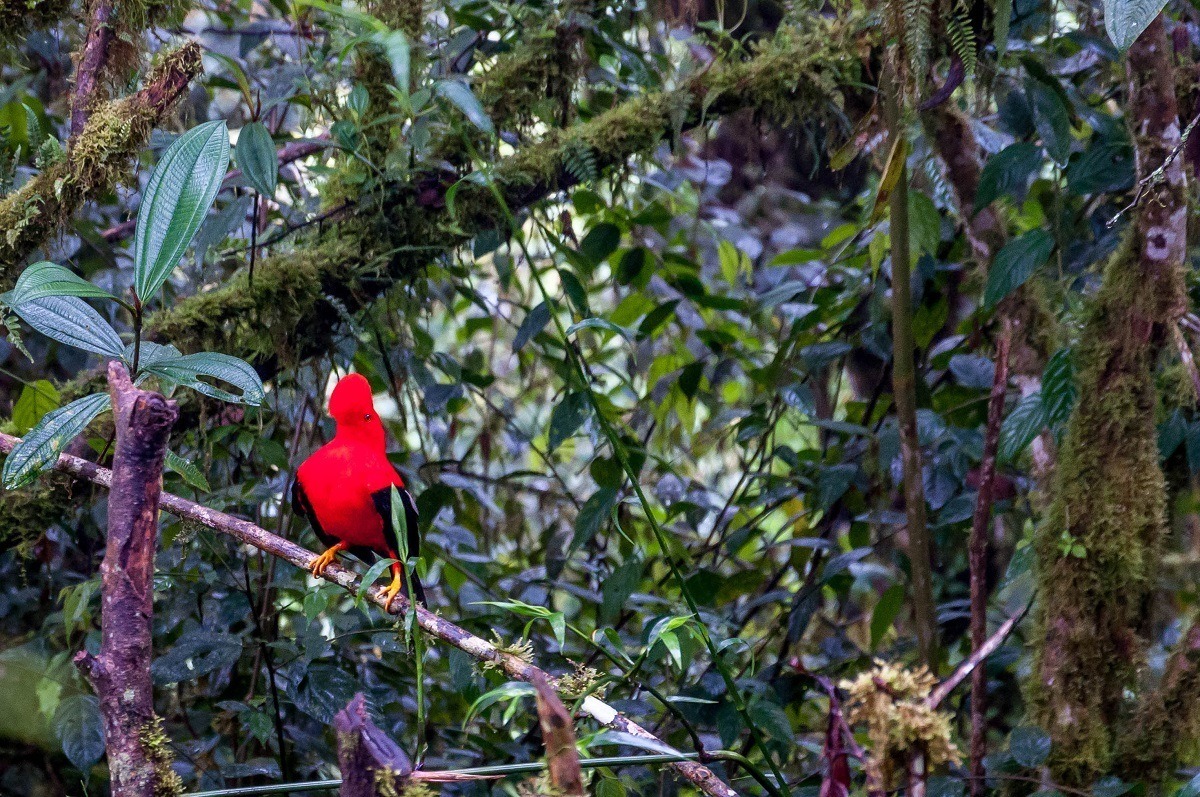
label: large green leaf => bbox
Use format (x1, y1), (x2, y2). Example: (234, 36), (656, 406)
(975, 143), (1042, 211)
(11, 380), (59, 434)
(140, 351), (265, 405)
(3, 392), (111, 489)
(3, 261), (119, 304)
(10, 295), (125, 357)
(434, 80), (494, 134)
(999, 393), (1046, 463)
(1104, 0), (1168, 50)
(549, 391), (591, 452)
(134, 120), (231, 302)
(1026, 78), (1072, 165)
(53, 695), (105, 773)
(236, 122), (278, 198)
(984, 229), (1055, 309)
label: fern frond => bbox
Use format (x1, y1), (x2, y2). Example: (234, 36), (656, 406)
(947, 5), (978, 79)
(563, 139), (598, 185)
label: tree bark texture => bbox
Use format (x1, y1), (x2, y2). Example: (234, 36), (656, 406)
(73, 362), (178, 797)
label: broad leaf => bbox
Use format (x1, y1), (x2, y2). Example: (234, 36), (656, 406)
(140, 351), (265, 405)
(434, 80), (494, 134)
(9, 296), (124, 357)
(165, 450), (210, 492)
(984, 229), (1055, 308)
(11, 380), (59, 435)
(53, 695), (105, 773)
(976, 143), (1042, 211)
(1026, 78), (1072, 165)
(549, 391), (591, 452)
(1009, 725), (1052, 767)
(3, 392), (111, 489)
(236, 122), (278, 197)
(514, 302), (550, 352)
(1104, 0), (1168, 50)
(134, 120), (231, 301)
(999, 393), (1046, 463)
(4, 261), (118, 304)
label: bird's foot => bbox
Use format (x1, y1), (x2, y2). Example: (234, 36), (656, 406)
(383, 574), (404, 613)
(310, 546), (341, 577)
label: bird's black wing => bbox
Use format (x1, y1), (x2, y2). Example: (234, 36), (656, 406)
(369, 476), (426, 605)
(291, 479), (376, 563)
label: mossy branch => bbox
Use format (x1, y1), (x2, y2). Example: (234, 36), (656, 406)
(148, 18), (863, 377)
(0, 42), (202, 278)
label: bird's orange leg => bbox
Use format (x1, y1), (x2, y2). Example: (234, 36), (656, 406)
(310, 541), (348, 577)
(383, 560), (406, 612)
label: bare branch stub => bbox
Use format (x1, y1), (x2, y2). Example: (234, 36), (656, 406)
(74, 362), (178, 797)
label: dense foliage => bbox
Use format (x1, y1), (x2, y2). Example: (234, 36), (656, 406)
(2, 0), (1200, 794)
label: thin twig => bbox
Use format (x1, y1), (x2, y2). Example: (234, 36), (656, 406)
(1107, 108), (1200, 229)
(927, 603), (1031, 708)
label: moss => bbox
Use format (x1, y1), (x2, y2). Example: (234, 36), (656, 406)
(0, 42), (201, 282)
(1028, 232), (1186, 787)
(0, 0), (71, 40)
(139, 715), (184, 797)
(840, 661), (961, 788)
(0, 475), (72, 554)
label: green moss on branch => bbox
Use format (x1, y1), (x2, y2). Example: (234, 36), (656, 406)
(0, 43), (202, 280)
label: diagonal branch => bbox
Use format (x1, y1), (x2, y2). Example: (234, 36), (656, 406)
(0, 431), (740, 797)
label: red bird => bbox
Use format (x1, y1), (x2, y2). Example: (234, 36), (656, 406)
(292, 373), (424, 610)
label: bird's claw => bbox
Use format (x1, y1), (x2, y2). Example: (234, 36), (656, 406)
(383, 576), (404, 613)
(310, 547), (340, 577)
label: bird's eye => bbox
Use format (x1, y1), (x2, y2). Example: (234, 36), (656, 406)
(364, 413), (373, 421)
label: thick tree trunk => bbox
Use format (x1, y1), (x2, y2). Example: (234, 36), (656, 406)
(74, 363), (179, 797)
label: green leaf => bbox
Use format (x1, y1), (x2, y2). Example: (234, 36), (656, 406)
(356, 557), (398, 606)
(53, 695), (105, 773)
(984, 229), (1054, 309)
(3, 392), (110, 489)
(976, 143), (1042, 211)
(580, 223), (621, 268)
(1104, 0), (1168, 50)
(434, 80), (494, 134)
(134, 120), (231, 301)
(4, 261), (119, 304)
(165, 450), (210, 492)
(140, 351), (265, 405)
(1067, 140), (1134, 196)
(9, 295), (124, 357)
(1009, 725), (1052, 767)
(549, 392), (591, 452)
(513, 302), (550, 353)
(235, 122), (278, 197)
(870, 583), (905, 648)
(11, 380), (59, 435)
(1041, 348), (1076, 427)
(565, 317), (630, 341)
(371, 29), (410, 92)
(1026, 78), (1072, 165)
(999, 393), (1046, 463)
(571, 488), (619, 551)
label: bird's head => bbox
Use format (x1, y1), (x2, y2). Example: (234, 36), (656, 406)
(329, 373), (385, 449)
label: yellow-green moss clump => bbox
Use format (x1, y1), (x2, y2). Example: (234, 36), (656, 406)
(840, 661), (961, 788)
(1028, 233), (1186, 787)
(140, 715), (185, 797)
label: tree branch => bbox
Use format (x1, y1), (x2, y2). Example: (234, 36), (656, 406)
(0, 42), (202, 275)
(74, 362), (179, 797)
(71, 0), (117, 138)
(0, 431), (740, 797)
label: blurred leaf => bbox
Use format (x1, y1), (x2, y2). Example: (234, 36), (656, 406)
(53, 695), (104, 773)
(165, 450), (210, 492)
(1026, 78), (1071, 165)
(11, 380), (59, 435)
(572, 488), (619, 551)
(514, 302), (550, 352)
(999, 393), (1046, 463)
(236, 122), (278, 197)
(434, 80), (494, 133)
(976, 142), (1042, 210)
(549, 391), (591, 452)
(1009, 725), (1052, 767)
(984, 229), (1054, 308)
(870, 583), (905, 648)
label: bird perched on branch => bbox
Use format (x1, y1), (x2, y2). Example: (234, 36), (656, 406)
(292, 373), (425, 610)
